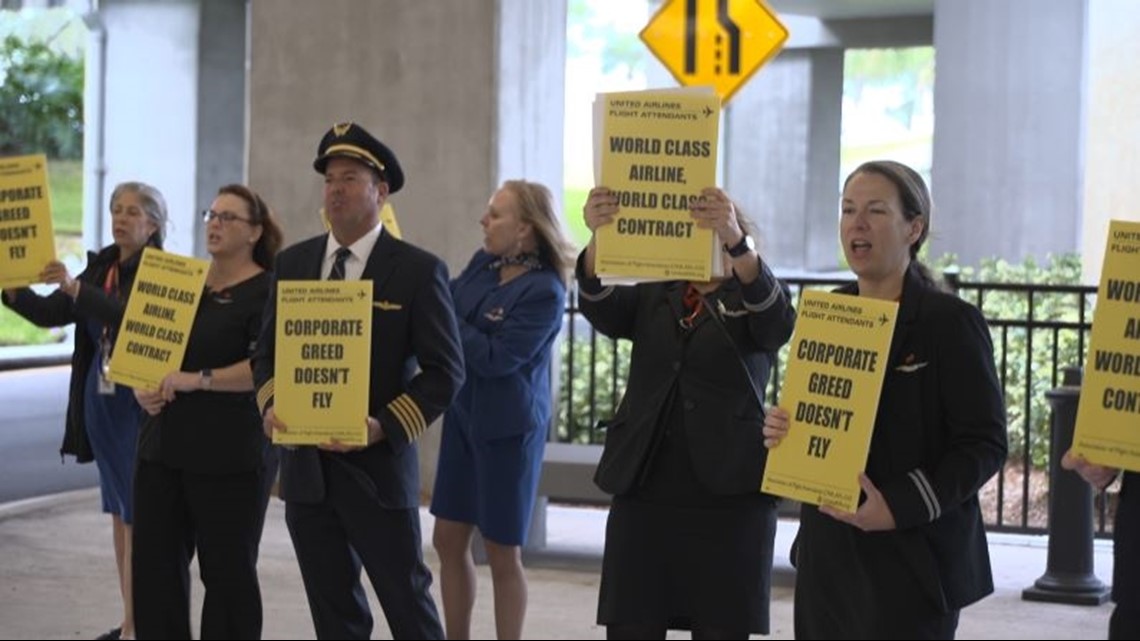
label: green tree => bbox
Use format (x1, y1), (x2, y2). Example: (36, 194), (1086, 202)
(0, 33), (83, 158)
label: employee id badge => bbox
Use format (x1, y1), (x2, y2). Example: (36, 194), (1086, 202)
(98, 338), (116, 395)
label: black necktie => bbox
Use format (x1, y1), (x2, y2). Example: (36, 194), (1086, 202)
(328, 247), (352, 281)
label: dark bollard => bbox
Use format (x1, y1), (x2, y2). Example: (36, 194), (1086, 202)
(1022, 366), (1110, 605)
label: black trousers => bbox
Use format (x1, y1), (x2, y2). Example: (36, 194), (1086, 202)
(1110, 605), (1140, 640)
(284, 458), (443, 640)
(133, 458), (269, 640)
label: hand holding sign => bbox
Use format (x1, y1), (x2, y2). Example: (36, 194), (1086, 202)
(37, 260), (80, 298)
(318, 416), (387, 453)
(819, 473), (897, 532)
(762, 405), (790, 449)
(134, 388), (166, 417)
(584, 187), (619, 232)
(689, 186), (741, 242)
(1061, 449), (1120, 490)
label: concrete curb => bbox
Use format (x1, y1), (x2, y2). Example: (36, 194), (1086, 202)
(0, 487), (98, 521)
(0, 344), (71, 372)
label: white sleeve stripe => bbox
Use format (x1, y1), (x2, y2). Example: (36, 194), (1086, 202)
(909, 469), (941, 521)
(579, 286), (615, 302)
(743, 275), (783, 313)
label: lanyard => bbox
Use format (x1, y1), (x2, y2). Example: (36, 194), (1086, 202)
(102, 262), (119, 297)
(99, 262), (121, 375)
(679, 284), (704, 330)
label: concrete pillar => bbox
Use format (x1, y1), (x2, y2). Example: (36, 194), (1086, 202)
(725, 49), (843, 271)
(192, 0), (247, 257)
(86, 0), (203, 257)
(930, 0), (1086, 267)
(247, 0), (566, 496)
(1080, 0), (1140, 282)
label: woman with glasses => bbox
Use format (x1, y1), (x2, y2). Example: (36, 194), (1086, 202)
(3, 181), (168, 641)
(131, 184), (283, 640)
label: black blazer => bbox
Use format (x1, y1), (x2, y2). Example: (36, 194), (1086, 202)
(252, 230), (464, 509)
(2, 241), (156, 462)
(576, 254), (795, 496)
(827, 266), (1009, 611)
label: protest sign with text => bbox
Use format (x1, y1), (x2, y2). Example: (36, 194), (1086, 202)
(761, 290), (898, 512)
(273, 280), (372, 446)
(107, 248), (208, 390)
(0, 154), (57, 288)
(1072, 220), (1140, 471)
(593, 87), (721, 282)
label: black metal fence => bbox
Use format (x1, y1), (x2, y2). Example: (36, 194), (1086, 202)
(554, 274), (1106, 536)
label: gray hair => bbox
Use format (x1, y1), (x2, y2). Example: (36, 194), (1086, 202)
(110, 181), (169, 244)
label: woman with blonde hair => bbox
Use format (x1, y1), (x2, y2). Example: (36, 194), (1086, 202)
(431, 179), (575, 639)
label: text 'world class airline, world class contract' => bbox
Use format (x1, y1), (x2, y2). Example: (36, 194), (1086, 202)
(593, 87), (722, 283)
(1072, 219), (1140, 472)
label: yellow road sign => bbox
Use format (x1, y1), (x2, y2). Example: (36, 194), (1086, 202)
(641, 0), (788, 105)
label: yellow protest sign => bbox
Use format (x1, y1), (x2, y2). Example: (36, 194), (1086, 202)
(761, 290), (898, 512)
(0, 154), (57, 288)
(107, 248), (208, 390)
(319, 202), (402, 239)
(1072, 220), (1140, 471)
(273, 280), (372, 446)
(594, 87), (721, 282)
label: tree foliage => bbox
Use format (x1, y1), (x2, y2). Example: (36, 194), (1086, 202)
(0, 33), (83, 158)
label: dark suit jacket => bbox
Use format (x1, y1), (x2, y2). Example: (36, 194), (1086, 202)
(819, 265), (1009, 612)
(252, 230), (464, 509)
(576, 253), (796, 496)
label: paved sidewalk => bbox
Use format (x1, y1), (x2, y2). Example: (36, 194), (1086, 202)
(0, 489), (1116, 639)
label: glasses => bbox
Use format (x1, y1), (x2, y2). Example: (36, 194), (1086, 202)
(201, 210), (253, 225)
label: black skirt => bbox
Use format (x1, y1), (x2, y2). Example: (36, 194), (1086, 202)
(597, 404), (777, 633)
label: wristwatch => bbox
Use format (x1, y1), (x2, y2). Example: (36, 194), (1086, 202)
(199, 368), (213, 391)
(723, 234), (755, 258)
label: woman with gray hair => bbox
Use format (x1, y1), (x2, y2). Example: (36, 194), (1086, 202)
(2, 180), (168, 641)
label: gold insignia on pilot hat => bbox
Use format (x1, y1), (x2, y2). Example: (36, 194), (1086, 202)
(332, 122), (352, 137)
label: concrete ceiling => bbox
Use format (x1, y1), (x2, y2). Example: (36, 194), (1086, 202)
(767, 0), (934, 20)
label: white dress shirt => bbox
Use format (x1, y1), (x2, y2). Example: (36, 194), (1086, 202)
(322, 222), (383, 281)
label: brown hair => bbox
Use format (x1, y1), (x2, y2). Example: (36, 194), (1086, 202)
(843, 160), (937, 288)
(216, 184), (283, 270)
(501, 179), (577, 282)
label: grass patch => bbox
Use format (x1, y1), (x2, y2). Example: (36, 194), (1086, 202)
(0, 301), (68, 346)
(48, 158), (83, 234)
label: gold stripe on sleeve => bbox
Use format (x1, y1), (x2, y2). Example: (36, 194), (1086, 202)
(256, 379), (275, 414)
